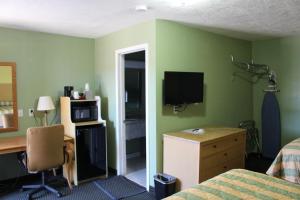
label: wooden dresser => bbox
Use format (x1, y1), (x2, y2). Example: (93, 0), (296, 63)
(163, 127), (246, 190)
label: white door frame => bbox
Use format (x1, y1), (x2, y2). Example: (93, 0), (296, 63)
(115, 44), (150, 190)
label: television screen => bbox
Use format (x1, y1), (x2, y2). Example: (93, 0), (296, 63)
(164, 71), (204, 105)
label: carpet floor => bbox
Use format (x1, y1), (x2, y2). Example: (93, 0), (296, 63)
(0, 181), (156, 200)
(94, 176), (146, 199)
(2, 153), (273, 200)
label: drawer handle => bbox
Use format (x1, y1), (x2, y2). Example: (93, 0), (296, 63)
(224, 153), (228, 156)
(213, 145), (217, 148)
(234, 138), (238, 142)
(223, 166), (227, 169)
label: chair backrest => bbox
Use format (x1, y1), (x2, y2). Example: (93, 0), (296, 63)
(26, 125), (64, 172)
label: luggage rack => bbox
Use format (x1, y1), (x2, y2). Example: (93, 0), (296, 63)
(238, 120), (261, 157)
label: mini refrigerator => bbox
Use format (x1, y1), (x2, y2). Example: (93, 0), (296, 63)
(75, 124), (107, 182)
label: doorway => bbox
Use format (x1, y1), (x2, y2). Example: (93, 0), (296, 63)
(115, 44), (149, 190)
(124, 51), (146, 187)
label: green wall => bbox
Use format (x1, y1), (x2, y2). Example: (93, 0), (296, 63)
(0, 27), (95, 180)
(0, 27), (95, 138)
(1, 20), (281, 186)
(252, 36), (300, 146)
(95, 19), (253, 186)
(156, 20), (253, 172)
(94, 21), (157, 183)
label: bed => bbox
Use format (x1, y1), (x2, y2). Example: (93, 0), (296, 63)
(165, 169), (300, 200)
(267, 138), (300, 184)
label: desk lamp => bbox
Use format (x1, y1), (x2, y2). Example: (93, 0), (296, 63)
(37, 96), (55, 126)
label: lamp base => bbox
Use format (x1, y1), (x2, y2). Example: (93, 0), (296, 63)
(44, 111), (48, 126)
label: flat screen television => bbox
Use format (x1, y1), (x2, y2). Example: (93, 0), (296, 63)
(164, 71), (204, 105)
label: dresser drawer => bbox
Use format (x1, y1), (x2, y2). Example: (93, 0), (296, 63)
(200, 133), (244, 158)
(201, 145), (244, 170)
(199, 158), (243, 182)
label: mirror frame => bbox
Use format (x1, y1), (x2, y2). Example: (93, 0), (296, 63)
(0, 62), (18, 133)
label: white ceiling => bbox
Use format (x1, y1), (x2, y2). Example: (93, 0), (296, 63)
(0, 0), (300, 40)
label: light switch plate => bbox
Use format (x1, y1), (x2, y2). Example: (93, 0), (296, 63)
(18, 109), (23, 117)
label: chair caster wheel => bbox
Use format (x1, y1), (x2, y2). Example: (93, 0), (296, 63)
(26, 194), (32, 200)
(57, 192), (63, 198)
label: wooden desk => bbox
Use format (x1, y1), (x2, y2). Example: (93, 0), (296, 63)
(0, 135), (73, 155)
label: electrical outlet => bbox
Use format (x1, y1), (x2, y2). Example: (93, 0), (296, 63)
(29, 108), (34, 117)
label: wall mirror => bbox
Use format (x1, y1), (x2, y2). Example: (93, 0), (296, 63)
(0, 62), (18, 132)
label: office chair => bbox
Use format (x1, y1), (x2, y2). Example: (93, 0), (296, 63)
(21, 125), (65, 199)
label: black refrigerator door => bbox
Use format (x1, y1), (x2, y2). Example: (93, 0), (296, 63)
(76, 124), (106, 182)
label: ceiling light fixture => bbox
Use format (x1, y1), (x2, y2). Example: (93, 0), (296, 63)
(135, 5), (148, 12)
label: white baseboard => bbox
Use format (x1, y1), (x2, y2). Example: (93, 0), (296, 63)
(126, 152), (141, 159)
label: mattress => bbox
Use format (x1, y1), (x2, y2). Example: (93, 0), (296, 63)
(165, 169), (300, 200)
(267, 138), (300, 184)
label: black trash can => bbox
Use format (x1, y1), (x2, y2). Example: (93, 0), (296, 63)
(154, 173), (176, 200)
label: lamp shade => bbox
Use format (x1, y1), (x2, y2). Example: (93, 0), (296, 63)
(37, 96), (55, 111)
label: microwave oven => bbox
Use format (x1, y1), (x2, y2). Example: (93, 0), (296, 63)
(71, 104), (98, 122)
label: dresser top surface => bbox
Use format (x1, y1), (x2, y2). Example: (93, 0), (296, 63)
(164, 127), (245, 143)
